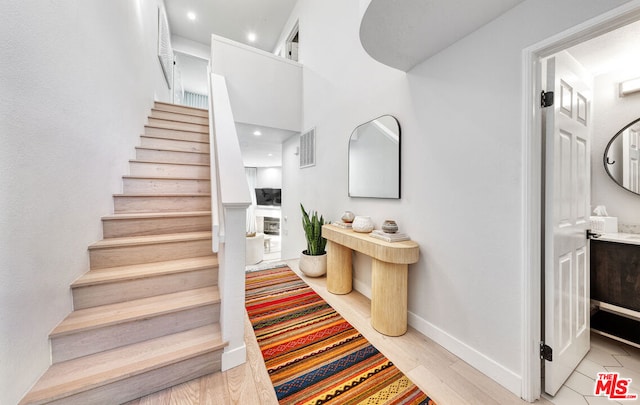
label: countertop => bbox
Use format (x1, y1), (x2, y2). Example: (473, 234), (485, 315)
(596, 232), (640, 246)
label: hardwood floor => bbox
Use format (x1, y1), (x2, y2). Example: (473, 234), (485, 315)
(127, 259), (552, 405)
(123, 316), (278, 405)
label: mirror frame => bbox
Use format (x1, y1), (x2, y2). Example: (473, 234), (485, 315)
(603, 116), (640, 196)
(348, 115), (401, 199)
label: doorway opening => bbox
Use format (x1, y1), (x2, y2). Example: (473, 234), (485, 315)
(173, 51), (209, 108)
(523, 3), (640, 402)
(285, 21), (299, 62)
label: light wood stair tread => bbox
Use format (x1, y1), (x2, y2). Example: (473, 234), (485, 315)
(141, 135), (209, 144)
(122, 175), (210, 180)
(21, 325), (224, 405)
(151, 105), (209, 118)
(101, 211), (211, 221)
(129, 159), (210, 167)
(72, 256), (218, 287)
(113, 193), (211, 197)
(145, 124), (208, 135)
(151, 107), (208, 118)
(89, 231), (212, 250)
(149, 110), (209, 123)
(154, 101), (207, 114)
(135, 146), (209, 155)
(144, 119), (209, 127)
(51, 286), (220, 337)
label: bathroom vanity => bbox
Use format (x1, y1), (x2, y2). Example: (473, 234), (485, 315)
(590, 233), (640, 348)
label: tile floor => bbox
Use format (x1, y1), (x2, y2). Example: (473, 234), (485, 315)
(244, 235), (281, 271)
(544, 332), (640, 404)
(262, 234), (280, 261)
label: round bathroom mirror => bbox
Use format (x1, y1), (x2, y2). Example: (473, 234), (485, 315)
(604, 117), (640, 195)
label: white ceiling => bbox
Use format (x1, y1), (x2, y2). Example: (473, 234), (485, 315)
(164, 0), (297, 52)
(359, 0), (526, 72)
(567, 19), (640, 77)
(235, 122), (298, 167)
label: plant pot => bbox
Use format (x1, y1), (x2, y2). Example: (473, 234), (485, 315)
(299, 251), (327, 277)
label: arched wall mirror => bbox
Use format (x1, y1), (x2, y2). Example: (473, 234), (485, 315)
(604, 117), (640, 195)
(348, 115), (401, 199)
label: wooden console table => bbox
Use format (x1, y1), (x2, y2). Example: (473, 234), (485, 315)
(321, 224), (420, 336)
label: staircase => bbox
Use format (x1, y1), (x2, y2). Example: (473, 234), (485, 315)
(20, 102), (225, 405)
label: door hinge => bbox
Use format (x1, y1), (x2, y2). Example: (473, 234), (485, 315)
(541, 90), (554, 108)
(540, 342), (553, 361)
(587, 229), (602, 239)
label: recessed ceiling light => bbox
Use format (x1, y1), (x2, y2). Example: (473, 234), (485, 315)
(187, 11), (196, 21)
(253, 130), (262, 136)
(268, 153), (273, 157)
(247, 32), (257, 42)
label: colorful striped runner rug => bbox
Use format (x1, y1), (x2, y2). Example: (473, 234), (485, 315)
(245, 266), (436, 405)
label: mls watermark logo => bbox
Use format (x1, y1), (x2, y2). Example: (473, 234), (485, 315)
(594, 372), (638, 400)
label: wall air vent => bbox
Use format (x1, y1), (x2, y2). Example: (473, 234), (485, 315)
(299, 128), (316, 168)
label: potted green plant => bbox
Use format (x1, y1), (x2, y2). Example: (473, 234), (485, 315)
(299, 203), (328, 277)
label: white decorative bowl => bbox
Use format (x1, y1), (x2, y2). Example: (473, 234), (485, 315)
(352, 216), (374, 233)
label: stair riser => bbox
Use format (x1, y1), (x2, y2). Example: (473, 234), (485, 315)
(136, 148), (210, 165)
(103, 215), (212, 238)
(51, 304), (219, 363)
(144, 126), (209, 143)
(154, 102), (208, 117)
(90, 239), (213, 269)
(129, 161), (210, 179)
(141, 137), (209, 153)
(150, 109), (209, 125)
(147, 117), (208, 133)
(114, 195), (211, 213)
(72, 268), (218, 309)
(123, 178), (211, 194)
(45, 349), (221, 405)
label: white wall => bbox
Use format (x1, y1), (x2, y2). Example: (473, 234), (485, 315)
(280, 0), (632, 397)
(175, 52), (209, 94)
(172, 34), (211, 60)
(591, 71), (640, 228)
(211, 35), (302, 132)
(257, 167), (283, 188)
(0, 1), (171, 403)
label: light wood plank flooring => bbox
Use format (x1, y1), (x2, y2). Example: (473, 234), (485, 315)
(123, 316), (278, 405)
(127, 259), (553, 405)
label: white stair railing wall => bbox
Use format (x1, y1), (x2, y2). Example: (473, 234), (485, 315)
(207, 34), (302, 371)
(207, 65), (252, 371)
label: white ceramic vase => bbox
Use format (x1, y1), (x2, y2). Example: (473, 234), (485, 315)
(352, 216), (374, 233)
(299, 251), (327, 277)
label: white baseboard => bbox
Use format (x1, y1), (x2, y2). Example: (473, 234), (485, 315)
(407, 311), (522, 398)
(353, 278), (371, 300)
(221, 344), (247, 371)
(352, 278), (522, 397)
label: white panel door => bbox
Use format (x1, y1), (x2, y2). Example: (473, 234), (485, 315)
(544, 51), (592, 396)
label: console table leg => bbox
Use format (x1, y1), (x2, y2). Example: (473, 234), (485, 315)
(327, 240), (352, 294)
(371, 260), (408, 336)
